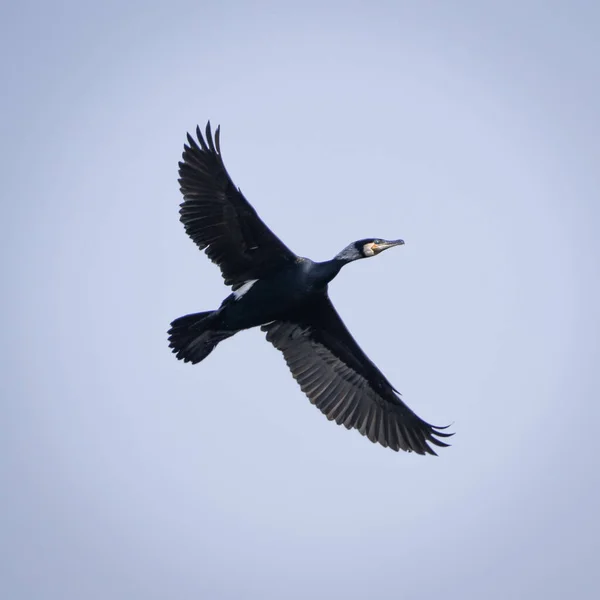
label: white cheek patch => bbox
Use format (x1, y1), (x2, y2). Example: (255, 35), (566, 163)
(363, 243), (375, 257)
(233, 279), (259, 300)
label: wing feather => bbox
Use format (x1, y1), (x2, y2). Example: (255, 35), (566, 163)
(178, 122), (296, 288)
(262, 297), (452, 455)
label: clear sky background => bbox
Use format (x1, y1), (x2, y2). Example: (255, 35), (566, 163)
(2, 1), (599, 598)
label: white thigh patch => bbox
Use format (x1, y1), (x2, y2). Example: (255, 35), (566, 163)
(233, 279), (259, 300)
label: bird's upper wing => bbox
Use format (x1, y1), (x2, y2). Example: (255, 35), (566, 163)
(261, 296), (452, 454)
(178, 123), (297, 289)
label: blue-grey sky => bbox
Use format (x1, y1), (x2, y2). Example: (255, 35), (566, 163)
(2, 1), (599, 598)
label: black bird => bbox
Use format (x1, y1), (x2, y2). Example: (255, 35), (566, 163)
(169, 123), (452, 455)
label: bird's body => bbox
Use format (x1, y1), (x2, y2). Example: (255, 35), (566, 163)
(218, 257), (336, 330)
(169, 122), (452, 455)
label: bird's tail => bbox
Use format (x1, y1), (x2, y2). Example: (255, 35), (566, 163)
(168, 311), (234, 364)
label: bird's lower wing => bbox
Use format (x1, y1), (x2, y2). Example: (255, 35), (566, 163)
(261, 299), (452, 454)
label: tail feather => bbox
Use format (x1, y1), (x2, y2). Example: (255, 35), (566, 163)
(168, 311), (233, 364)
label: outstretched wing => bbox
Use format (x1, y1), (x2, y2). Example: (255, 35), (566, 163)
(262, 296), (452, 454)
(178, 122), (297, 289)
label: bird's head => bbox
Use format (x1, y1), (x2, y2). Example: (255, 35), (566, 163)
(335, 238), (405, 262)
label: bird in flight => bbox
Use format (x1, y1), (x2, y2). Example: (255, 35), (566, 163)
(169, 122), (452, 454)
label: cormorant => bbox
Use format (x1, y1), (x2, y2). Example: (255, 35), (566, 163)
(168, 122), (452, 455)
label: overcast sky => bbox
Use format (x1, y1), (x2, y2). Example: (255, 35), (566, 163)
(2, 1), (599, 598)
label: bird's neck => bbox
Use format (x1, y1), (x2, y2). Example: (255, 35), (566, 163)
(312, 258), (346, 285)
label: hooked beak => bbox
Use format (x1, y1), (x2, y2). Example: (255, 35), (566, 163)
(374, 239), (405, 253)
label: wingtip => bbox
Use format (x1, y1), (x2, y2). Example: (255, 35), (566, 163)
(204, 121), (218, 153)
(215, 124), (221, 154)
(432, 423), (455, 438)
(185, 132), (197, 152)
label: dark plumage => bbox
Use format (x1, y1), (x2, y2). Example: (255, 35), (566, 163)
(169, 122), (452, 455)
